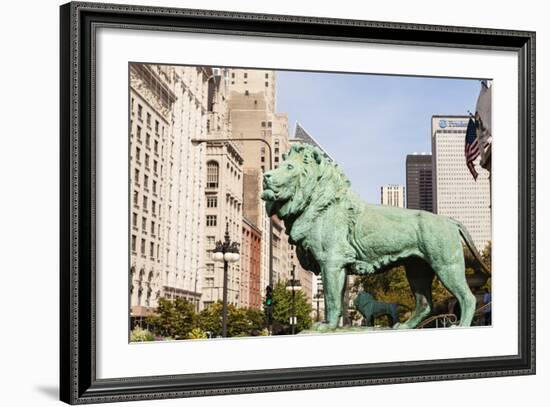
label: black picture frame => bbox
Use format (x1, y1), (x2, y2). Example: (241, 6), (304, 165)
(60, 1), (536, 404)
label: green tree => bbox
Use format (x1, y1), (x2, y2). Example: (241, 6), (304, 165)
(245, 308), (266, 335)
(130, 326), (155, 342)
(271, 281), (312, 335)
(146, 297), (197, 340)
(481, 240), (492, 272)
(187, 327), (208, 340)
(198, 302), (264, 338)
(352, 265), (452, 325)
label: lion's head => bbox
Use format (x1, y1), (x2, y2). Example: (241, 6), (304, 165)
(261, 143), (352, 220)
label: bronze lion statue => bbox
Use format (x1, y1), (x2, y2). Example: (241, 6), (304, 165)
(261, 143), (488, 331)
(354, 291), (399, 327)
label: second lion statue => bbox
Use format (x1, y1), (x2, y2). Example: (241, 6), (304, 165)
(261, 143), (488, 331)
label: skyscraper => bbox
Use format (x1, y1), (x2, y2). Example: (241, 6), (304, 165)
(380, 185), (405, 208)
(227, 69), (294, 289)
(129, 64), (210, 322)
(432, 115), (491, 250)
(406, 154), (433, 212)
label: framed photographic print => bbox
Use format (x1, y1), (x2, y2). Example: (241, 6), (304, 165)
(60, 1), (535, 404)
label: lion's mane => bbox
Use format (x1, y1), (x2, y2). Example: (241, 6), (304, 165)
(272, 144), (363, 272)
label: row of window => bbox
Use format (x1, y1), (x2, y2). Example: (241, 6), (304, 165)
(206, 161), (242, 189)
(132, 212), (160, 236)
(134, 169), (159, 194)
(132, 97), (165, 136)
(230, 72), (269, 79)
(134, 126), (162, 154)
(131, 235), (160, 259)
(133, 190), (159, 216)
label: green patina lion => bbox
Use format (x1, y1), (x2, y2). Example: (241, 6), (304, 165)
(354, 291), (399, 327)
(261, 143), (487, 331)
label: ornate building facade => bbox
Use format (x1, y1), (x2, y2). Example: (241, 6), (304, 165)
(130, 64), (210, 323)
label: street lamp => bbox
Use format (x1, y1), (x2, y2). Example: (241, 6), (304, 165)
(286, 264), (301, 335)
(314, 281), (324, 322)
(212, 222), (240, 337)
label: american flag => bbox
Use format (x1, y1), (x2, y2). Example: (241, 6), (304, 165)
(464, 117), (479, 180)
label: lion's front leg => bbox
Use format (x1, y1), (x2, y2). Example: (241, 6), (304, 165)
(313, 263), (347, 331)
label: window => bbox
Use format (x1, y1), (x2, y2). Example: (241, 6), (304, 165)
(136, 126), (141, 140)
(153, 160), (158, 174)
(155, 120), (159, 133)
(261, 121), (266, 128)
(261, 156), (265, 163)
(142, 195), (148, 211)
(267, 121), (272, 128)
(265, 73), (269, 79)
(207, 236), (215, 246)
(245, 90), (249, 96)
(206, 161), (219, 188)
(152, 180), (157, 194)
(151, 200), (156, 215)
(132, 212), (137, 227)
(137, 104), (142, 120)
(231, 72), (235, 78)
(133, 191), (139, 205)
(145, 154), (150, 169)
(134, 169), (139, 185)
(146, 133), (151, 148)
(206, 215), (217, 227)
(205, 277), (214, 287)
(154, 140), (159, 154)
(135, 147), (141, 161)
(146, 112), (151, 127)
(265, 81), (269, 87)
(150, 242), (155, 258)
(151, 221), (155, 235)
(244, 72), (248, 78)
(206, 264), (215, 274)
(144, 174), (149, 189)
(142, 217), (147, 232)
(207, 195), (218, 208)
(131, 235), (137, 252)
(140, 238), (146, 254)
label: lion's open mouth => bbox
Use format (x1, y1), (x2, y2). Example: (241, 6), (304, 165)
(261, 186), (289, 216)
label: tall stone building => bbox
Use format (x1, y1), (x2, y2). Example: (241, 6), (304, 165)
(129, 64), (210, 323)
(202, 69), (245, 308)
(226, 69), (294, 292)
(292, 122), (333, 160)
(241, 217), (262, 309)
(202, 140), (244, 307)
(432, 115), (491, 250)
(380, 184), (405, 208)
(406, 154), (433, 212)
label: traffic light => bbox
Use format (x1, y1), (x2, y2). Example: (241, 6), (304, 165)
(265, 285), (273, 306)
(264, 285), (273, 323)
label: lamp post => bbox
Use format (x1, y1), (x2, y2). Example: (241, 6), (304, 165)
(314, 280), (323, 322)
(191, 137), (275, 289)
(286, 264), (301, 335)
(212, 223), (240, 337)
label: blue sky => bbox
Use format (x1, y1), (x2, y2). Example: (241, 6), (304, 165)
(276, 70), (481, 204)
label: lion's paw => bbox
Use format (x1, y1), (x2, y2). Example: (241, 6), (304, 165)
(312, 322), (337, 332)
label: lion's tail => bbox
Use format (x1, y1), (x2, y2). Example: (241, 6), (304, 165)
(450, 218), (491, 275)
